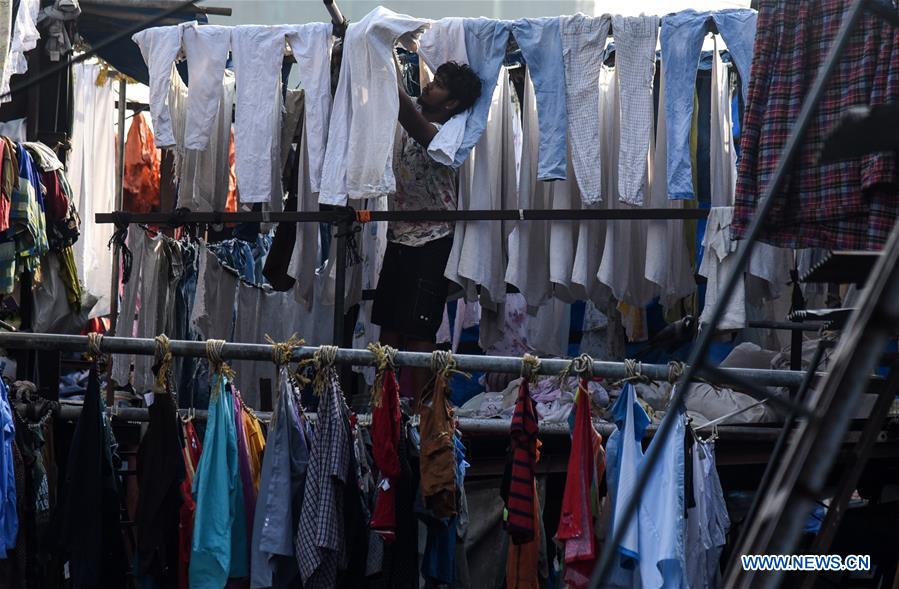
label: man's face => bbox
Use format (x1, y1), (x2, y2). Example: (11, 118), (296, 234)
(417, 74), (453, 114)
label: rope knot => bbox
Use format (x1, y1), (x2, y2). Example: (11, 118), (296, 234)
(667, 361), (685, 384)
(266, 333), (305, 366)
(368, 342), (398, 407)
(572, 353), (595, 380)
(153, 334), (174, 392)
(311, 345), (339, 394)
(521, 353), (541, 382)
(430, 349), (470, 381)
(86, 333), (104, 362)
(205, 339), (235, 395)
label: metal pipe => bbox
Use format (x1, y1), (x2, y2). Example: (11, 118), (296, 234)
(322, 0), (347, 36)
(108, 76), (128, 406)
(0, 332), (814, 387)
(95, 208), (711, 225)
(590, 0), (874, 584)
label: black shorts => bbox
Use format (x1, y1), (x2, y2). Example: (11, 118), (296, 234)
(372, 236), (453, 342)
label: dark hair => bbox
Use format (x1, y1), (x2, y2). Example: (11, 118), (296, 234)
(434, 61), (482, 115)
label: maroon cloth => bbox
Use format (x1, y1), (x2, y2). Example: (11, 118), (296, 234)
(178, 421), (202, 589)
(503, 378), (539, 544)
(369, 368), (401, 541)
(732, 0), (899, 250)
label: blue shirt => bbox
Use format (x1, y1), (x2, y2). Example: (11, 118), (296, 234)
(0, 378), (16, 558)
(190, 377), (248, 588)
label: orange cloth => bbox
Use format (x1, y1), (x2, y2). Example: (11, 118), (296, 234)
(241, 407), (265, 493)
(226, 127), (238, 212)
(122, 112), (160, 213)
(506, 481), (542, 589)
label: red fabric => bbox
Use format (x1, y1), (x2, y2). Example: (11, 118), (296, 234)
(122, 112), (161, 213)
(504, 378), (539, 544)
(178, 420), (202, 589)
(369, 368), (401, 541)
(41, 170), (68, 223)
(732, 0), (899, 250)
(555, 379), (604, 589)
(0, 139), (9, 233)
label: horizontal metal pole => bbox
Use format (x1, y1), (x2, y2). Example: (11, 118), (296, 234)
(95, 207), (711, 226)
(746, 320), (828, 332)
(0, 332), (810, 387)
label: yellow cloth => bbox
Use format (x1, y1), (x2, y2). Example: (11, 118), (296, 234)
(241, 408), (266, 493)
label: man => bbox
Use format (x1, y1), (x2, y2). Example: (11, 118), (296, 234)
(371, 61), (481, 395)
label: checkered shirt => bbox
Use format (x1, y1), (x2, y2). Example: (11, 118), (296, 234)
(295, 368), (352, 589)
(732, 0), (899, 250)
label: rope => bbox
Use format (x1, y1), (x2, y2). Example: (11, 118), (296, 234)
(430, 350), (470, 381)
(520, 353), (541, 382)
(153, 334), (174, 392)
(572, 353), (595, 380)
(311, 345), (339, 394)
(611, 358), (654, 388)
(667, 361), (686, 384)
(86, 333), (103, 362)
(266, 333), (305, 366)
(368, 342), (398, 407)
(205, 339), (235, 396)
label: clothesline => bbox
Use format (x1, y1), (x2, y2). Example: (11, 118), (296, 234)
(0, 331), (812, 387)
(94, 207), (711, 226)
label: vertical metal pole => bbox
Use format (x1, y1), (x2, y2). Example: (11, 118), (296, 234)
(106, 76), (127, 406)
(333, 218), (347, 346)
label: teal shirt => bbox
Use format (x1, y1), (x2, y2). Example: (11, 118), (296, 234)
(190, 377), (248, 588)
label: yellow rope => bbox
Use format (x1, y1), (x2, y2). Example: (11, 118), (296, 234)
(521, 353), (541, 382)
(153, 334), (174, 392)
(86, 333), (103, 362)
(205, 339), (235, 399)
(368, 342), (398, 407)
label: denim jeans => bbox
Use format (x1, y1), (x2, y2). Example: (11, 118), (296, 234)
(512, 17), (568, 181)
(660, 9), (757, 200)
(454, 18), (511, 168)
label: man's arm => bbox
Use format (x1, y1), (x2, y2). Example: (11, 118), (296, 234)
(397, 84), (438, 148)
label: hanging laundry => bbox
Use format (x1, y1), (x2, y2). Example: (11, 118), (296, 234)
(548, 147), (580, 303)
(0, 378), (15, 560)
(0, 1), (11, 105)
(56, 369), (128, 587)
(135, 392), (186, 586)
(241, 407), (265, 494)
(512, 17), (568, 181)
(1, 0), (40, 103)
(506, 70), (552, 311)
(190, 244), (239, 341)
(597, 65), (659, 311)
(190, 374), (249, 588)
(169, 68), (236, 212)
(0, 144), (49, 295)
(181, 23), (231, 151)
(319, 6), (430, 205)
(452, 68), (517, 307)
(453, 18), (512, 168)
(122, 112), (161, 214)
(285, 23), (334, 195)
(24, 142), (80, 253)
(561, 13), (610, 205)
(0, 138), (16, 233)
(613, 15), (659, 206)
(418, 367), (458, 519)
(295, 360), (353, 589)
(660, 9), (757, 200)
(369, 350), (401, 541)
(68, 61), (116, 317)
(179, 418), (202, 589)
(251, 369), (310, 589)
(645, 60), (696, 313)
(132, 22), (194, 148)
(684, 437), (730, 589)
(501, 375), (539, 544)
(555, 377), (604, 589)
(733, 0), (899, 249)
(233, 390), (258, 569)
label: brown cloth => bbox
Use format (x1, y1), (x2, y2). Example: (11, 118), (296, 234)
(417, 375), (457, 519)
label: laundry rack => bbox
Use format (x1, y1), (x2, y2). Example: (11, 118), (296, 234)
(0, 330), (812, 435)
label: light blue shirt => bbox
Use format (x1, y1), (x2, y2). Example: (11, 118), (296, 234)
(190, 377), (248, 588)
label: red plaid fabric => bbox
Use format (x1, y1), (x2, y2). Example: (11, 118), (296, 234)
(732, 0), (899, 250)
(503, 378), (540, 544)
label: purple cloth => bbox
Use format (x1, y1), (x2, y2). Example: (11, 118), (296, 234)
(232, 387), (256, 564)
